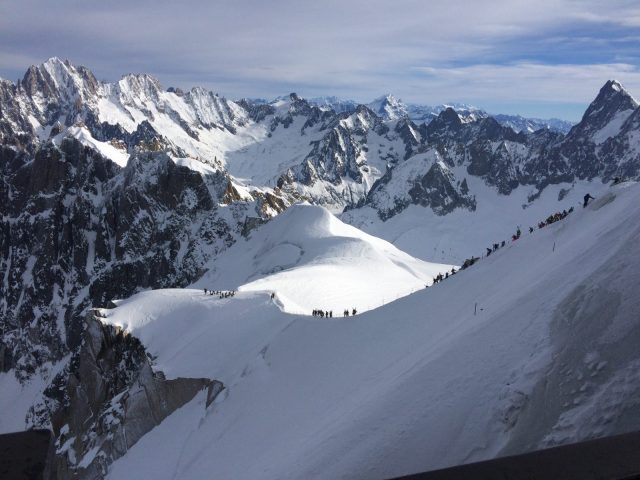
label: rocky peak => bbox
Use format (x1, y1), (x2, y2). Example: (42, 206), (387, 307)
(20, 57), (99, 102)
(425, 107), (463, 140)
(367, 94), (408, 120)
(568, 79), (639, 141)
(116, 73), (162, 104)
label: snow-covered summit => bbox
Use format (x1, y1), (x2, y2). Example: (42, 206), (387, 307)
(194, 203), (451, 314)
(367, 94), (409, 120)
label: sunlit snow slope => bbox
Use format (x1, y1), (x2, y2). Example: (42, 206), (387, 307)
(192, 203), (453, 314)
(104, 181), (640, 480)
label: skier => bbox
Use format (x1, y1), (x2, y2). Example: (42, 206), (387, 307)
(529, 226), (534, 234)
(204, 288), (207, 295)
(501, 240), (505, 248)
(486, 247), (492, 257)
(583, 193), (594, 207)
(352, 308), (357, 316)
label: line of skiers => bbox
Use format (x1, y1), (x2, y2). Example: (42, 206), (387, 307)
(203, 288), (236, 299)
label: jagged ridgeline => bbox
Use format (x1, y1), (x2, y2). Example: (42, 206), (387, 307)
(1, 57), (640, 477)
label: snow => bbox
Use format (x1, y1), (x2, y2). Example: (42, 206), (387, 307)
(171, 157), (217, 176)
(0, 359), (68, 434)
(104, 181), (640, 480)
(343, 176), (612, 264)
(60, 126), (129, 167)
(592, 109), (635, 145)
(193, 203), (453, 314)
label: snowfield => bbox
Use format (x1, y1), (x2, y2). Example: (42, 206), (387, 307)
(192, 203), (453, 315)
(342, 176), (613, 264)
(102, 181), (640, 480)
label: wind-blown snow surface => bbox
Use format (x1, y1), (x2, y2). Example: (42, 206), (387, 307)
(192, 203), (452, 314)
(103, 182), (640, 480)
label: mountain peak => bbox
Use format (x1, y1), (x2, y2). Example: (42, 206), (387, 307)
(569, 79), (640, 142)
(367, 94), (408, 120)
(604, 79), (624, 93)
(594, 79), (638, 107)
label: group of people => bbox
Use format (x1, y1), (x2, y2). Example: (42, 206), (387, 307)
(483, 204), (579, 259)
(203, 288), (236, 299)
(486, 240), (507, 257)
(429, 267), (458, 286)
(443, 200), (583, 284)
(311, 308), (358, 317)
(537, 207), (573, 230)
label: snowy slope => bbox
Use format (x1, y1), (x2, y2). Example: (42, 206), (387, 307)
(343, 175), (613, 264)
(192, 203), (453, 314)
(103, 181), (640, 480)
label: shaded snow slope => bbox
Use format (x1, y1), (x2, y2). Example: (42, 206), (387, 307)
(104, 181), (640, 480)
(343, 177), (613, 264)
(192, 203), (452, 314)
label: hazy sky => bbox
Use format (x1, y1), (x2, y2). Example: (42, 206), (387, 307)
(1, 0), (639, 120)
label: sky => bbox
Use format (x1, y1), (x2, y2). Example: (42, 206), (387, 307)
(1, 0), (639, 121)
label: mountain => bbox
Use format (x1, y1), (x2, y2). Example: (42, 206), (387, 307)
(492, 114), (574, 134)
(312, 94), (572, 133)
(367, 94), (409, 120)
(346, 80), (640, 261)
(308, 95), (358, 114)
(2, 58), (640, 478)
(192, 203), (453, 314)
(100, 181), (640, 480)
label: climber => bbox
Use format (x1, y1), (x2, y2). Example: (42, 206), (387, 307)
(583, 193), (594, 207)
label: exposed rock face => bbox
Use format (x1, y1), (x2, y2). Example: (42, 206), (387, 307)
(408, 162), (476, 215)
(0, 138), (257, 381)
(359, 83), (640, 218)
(47, 313), (223, 479)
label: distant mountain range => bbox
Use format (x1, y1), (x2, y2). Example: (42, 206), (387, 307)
(307, 94), (574, 133)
